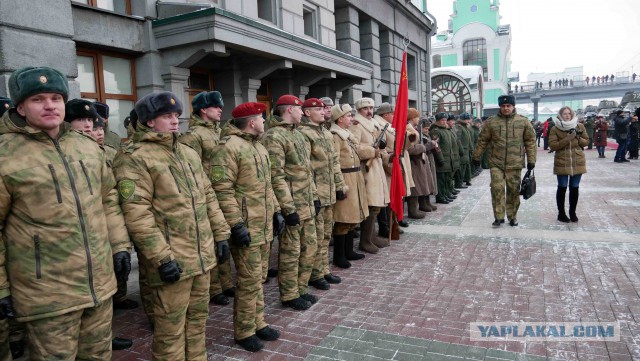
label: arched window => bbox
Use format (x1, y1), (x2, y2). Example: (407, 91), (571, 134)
(432, 54), (441, 68)
(431, 74), (472, 114)
(463, 39), (487, 80)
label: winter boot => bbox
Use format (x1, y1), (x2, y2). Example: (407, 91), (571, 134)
(569, 187), (580, 222)
(377, 207), (390, 237)
(372, 233), (390, 248)
(332, 234), (351, 268)
(556, 186), (570, 223)
(426, 196), (437, 211)
(407, 197), (426, 219)
(358, 215), (379, 254)
(256, 326), (280, 341)
(345, 231), (365, 260)
(418, 196), (433, 212)
(235, 335), (264, 352)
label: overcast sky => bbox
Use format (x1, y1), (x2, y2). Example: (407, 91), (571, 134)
(424, 0), (640, 81)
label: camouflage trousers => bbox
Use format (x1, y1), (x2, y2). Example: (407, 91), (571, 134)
(311, 206), (333, 281)
(209, 260), (234, 297)
(138, 252), (155, 326)
(0, 317), (27, 360)
(278, 218), (317, 301)
(231, 244), (268, 340)
(25, 298), (112, 361)
(114, 278), (128, 303)
(151, 273), (210, 361)
(261, 240), (273, 283)
(489, 168), (522, 221)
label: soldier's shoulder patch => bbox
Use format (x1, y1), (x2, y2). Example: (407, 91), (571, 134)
(118, 180), (136, 201)
(211, 165), (225, 183)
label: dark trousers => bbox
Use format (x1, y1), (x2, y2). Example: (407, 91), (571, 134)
(543, 136), (550, 150)
(615, 138), (628, 161)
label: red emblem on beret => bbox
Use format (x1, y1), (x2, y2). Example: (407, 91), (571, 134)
(302, 98), (323, 108)
(231, 102), (267, 119)
(276, 95), (303, 107)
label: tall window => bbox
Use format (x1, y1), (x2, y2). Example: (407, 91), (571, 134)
(463, 39), (487, 80)
(77, 49), (136, 138)
(407, 54), (417, 90)
(257, 0), (276, 23)
(432, 54), (442, 68)
(73, 0), (131, 15)
(303, 6), (317, 38)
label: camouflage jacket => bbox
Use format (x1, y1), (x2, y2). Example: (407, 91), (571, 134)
(454, 122), (472, 164)
(299, 118), (345, 207)
(210, 124), (277, 246)
(0, 110), (130, 322)
(104, 125), (121, 149)
(113, 125), (230, 287)
(471, 126), (480, 149)
(178, 113), (221, 176)
(472, 111), (537, 170)
(261, 116), (317, 221)
(103, 144), (117, 168)
(429, 123), (454, 173)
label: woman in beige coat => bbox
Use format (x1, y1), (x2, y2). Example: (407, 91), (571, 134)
(549, 106), (589, 223)
(330, 104), (368, 268)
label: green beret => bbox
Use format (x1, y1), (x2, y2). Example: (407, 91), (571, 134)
(135, 91), (183, 124)
(65, 99), (98, 123)
(0, 97), (13, 117)
(192, 91), (223, 113)
(9, 67), (68, 105)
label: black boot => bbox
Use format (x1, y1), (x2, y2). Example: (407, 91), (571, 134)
(223, 287), (236, 298)
(112, 337), (133, 350)
(332, 234), (351, 268)
(377, 207), (390, 237)
(569, 187), (579, 222)
(210, 293), (230, 305)
(324, 273), (341, 284)
(345, 231), (366, 260)
(235, 335), (264, 352)
(556, 186), (570, 223)
(10, 340), (25, 359)
(256, 326), (280, 341)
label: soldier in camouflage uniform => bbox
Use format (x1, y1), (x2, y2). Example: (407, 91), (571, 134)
(113, 91), (231, 360)
(472, 95), (536, 227)
(299, 98), (346, 290)
(93, 101), (122, 150)
(178, 91), (235, 306)
(447, 115), (464, 194)
(471, 118), (482, 177)
(430, 113), (455, 204)
(210, 102), (281, 352)
(262, 94), (319, 311)
(0, 66), (131, 360)
(454, 113), (473, 187)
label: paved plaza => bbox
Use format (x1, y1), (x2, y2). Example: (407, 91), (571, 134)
(110, 146), (640, 361)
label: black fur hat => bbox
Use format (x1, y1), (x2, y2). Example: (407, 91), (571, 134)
(498, 95), (516, 106)
(0, 97), (13, 117)
(192, 91), (223, 114)
(135, 92), (183, 124)
(93, 101), (109, 119)
(64, 99), (99, 123)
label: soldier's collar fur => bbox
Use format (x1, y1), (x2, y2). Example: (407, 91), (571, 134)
(353, 113), (378, 133)
(330, 123), (351, 140)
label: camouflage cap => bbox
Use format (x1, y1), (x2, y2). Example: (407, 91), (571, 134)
(65, 99), (99, 123)
(135, 91), (183, 124)
(0, 96), (13, 117)
(191, 91), (223, 113)
(8, 66), (68, 105)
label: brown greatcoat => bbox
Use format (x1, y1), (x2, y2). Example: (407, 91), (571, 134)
(330, 123), (369, 224)
(549, 122), (589, 175)
(406, 124), (431, 196)
(374, 115), (412, 195)
(422, 135), (438, 195)
(350, 114), (389, 207)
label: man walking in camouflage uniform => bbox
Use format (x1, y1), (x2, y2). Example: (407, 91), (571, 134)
(210, 102), (281, 352)
(262, 95), (319, 311)
(472, 95), (536, 227)
(300, 98), (346, 290)
(179, 91), (235, 306)
(114, 91), (231, 360)
(0, 66), (131, 360)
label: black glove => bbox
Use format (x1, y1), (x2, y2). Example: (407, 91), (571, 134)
(336, 190), (347, 201)
(230, 223), (251, 247)
(378, 138), (387, 150)
(113, 251), (131, 282)
(0, 296), (14, 320)
(472, 159), (481, 167)
(437, 160), (445, 167)
(216, 240), (230, 263)
(527, 163), (535, 171)
(285, 212), (300, 226)
(158, 260), (182, 283)
(273, 212), (285, 237)
(314, 200), (321, 216)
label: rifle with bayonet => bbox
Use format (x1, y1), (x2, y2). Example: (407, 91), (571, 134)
(365, 123), (389, 172)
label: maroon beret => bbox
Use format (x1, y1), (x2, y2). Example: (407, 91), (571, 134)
(276, 95), (302, 107)
(231, 102), (267, 119)
(302, 98), (323, 108)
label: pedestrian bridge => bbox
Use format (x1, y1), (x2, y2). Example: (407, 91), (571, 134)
(512, 80), (640, 104)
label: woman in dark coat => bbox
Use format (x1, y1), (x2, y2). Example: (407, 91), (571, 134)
(627, 109), (639, 159)
(593, 114), (609, 158)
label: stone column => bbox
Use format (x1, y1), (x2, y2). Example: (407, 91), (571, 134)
(335, 6), (360, 58)
(359, 19), (381, 102)
(161, 66), (190, 131)
(240, 78), (262, 103)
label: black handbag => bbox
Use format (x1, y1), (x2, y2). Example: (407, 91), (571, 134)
(520, 169), (536, 200)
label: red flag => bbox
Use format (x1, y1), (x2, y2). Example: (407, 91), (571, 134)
(390, 51), (409, 221)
